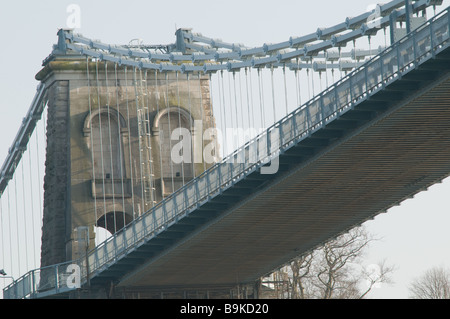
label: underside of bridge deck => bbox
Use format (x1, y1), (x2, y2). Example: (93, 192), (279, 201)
(88, 48), (450, 292)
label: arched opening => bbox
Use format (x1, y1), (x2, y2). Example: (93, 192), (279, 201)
(95, 211), (133, 246)
(84, 108), (131, 199)
(153, 107), (194, 196)
(90, 111), (124, 180)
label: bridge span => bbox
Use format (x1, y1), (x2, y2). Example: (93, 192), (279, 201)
(98, 28), (450, 292)
(2, 1), (450, 299)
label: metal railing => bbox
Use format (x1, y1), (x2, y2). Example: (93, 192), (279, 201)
(4, 7), (450, 299)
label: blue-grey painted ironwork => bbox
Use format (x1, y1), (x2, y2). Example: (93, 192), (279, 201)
(0, 83), (47, 195)
(4, 5), (450, 299)
(58, 0), (435, 73)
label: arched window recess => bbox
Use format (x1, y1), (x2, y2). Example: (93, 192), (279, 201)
(83, 107), (131, 199)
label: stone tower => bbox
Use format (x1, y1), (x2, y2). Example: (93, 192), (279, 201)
(36, 34), (216, 269)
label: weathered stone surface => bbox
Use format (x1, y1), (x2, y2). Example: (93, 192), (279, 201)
(39, 80), (70, 268)
(38, 57), (217, 268)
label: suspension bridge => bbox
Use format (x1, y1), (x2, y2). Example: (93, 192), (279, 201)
(1, 0), (450, 299)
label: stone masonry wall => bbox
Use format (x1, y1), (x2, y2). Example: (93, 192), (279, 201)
(36, 59), (217, 268)
(39, 80), (70, 268)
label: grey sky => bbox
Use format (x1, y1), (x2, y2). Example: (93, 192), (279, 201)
(1, 0), (450, 298)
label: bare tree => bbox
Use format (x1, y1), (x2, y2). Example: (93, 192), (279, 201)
(313, 227), (371, 299)
(289, 254), (314, 299)
(359, 260), (395, 299)
(263, 226), (395, 299)
(409, 266), (450, 299)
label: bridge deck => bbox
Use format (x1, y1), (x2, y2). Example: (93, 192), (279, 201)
(94, 49), (450, 289)
(4, 6), (450, 299)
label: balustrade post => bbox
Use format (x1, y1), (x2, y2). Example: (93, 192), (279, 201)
(54, 265), (59, 294)
(430, 19), (435, 58)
